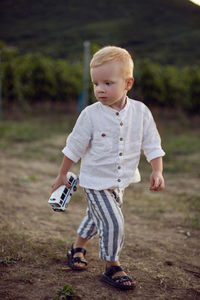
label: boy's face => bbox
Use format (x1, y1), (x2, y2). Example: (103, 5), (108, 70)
(90, 62), (133, 110)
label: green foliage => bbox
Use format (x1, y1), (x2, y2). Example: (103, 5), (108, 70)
(1, 46), (82, 109)
(1, 44), (200, 113)
(52, 283), (80, 300)
(136, 60), (200, 113)
(162, 66), (187, 109)
(1, 61), (17, 100)
(137, 60), (165, 106)
(53, 59), (82, 101)
(186, 66), (200, 113)
(16, 54), (56, 101)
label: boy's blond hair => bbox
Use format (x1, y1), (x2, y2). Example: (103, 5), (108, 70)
(90, 46), (134, 78)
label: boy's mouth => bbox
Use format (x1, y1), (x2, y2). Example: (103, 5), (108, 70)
(99, 97), (107, 101)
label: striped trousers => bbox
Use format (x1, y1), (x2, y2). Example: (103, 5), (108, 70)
(77, 188), (125, 261)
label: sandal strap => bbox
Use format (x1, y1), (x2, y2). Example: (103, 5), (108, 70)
(112, 275), (133, 283)
(105, 265), (123, 278)
(72, 256), (87, 266)
(71, 245), (86, 256)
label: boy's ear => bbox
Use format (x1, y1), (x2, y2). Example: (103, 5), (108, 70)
(126, 77), (134, 90)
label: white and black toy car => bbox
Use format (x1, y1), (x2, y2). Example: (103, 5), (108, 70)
(48, 172), (78, 212)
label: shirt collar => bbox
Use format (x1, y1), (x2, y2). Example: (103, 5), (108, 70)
(99, 97), (130, 115)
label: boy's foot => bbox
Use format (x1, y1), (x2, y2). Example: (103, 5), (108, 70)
(73, 252), (86, 268)
(67, 244), (87, 270)
(101, 265), (136, 290)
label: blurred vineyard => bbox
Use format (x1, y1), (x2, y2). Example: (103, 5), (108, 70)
(1, 42), (200, 114)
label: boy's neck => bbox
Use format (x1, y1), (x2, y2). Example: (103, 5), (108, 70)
(109, 96), (127, 112)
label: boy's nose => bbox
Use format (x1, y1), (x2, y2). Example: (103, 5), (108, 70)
(97, 85), (105, 93)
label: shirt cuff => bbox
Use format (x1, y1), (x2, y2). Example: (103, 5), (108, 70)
(146, 149), (165, 163)
(62, 146), (80, 163)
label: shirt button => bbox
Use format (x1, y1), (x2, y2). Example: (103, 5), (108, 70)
(120, 122), (123, 126)
(120, 137), (123, 141)
(118, 166), (121, 169)
(118, 179), (121, 182)
(119, 152), (122, 156)
(101, 133), (106, 137)
(116, 112), (119, 116)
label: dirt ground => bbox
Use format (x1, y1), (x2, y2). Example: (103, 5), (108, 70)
(0, 130), (200, 300)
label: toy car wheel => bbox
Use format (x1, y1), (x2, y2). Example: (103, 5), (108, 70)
(73, 186), (77, 192)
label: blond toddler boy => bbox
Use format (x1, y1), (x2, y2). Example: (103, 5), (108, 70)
(52, 46), (165, 290)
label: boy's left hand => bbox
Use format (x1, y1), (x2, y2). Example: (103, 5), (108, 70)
(149, 171), (165, 191)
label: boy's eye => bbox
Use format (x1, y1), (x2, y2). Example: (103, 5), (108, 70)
(105, 82), (111, 85)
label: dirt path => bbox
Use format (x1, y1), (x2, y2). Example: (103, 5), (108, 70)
(0, 136), (200, 300)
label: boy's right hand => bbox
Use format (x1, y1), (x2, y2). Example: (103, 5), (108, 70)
(51, 173), (72, 193)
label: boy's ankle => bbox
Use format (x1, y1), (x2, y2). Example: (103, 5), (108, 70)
(106, 261), (120, 268)
(73, 236), (89, 250)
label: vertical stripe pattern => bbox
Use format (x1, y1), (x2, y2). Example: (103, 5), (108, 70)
(77, 188), (124, 261)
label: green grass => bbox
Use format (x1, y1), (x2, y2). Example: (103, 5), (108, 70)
(0, 116), (76, 162)
(122, 111), (200, 227)
(159, 115), (200, 176)
(0, 117), (75, 143)
(1, 111), (199, 172)
(177, 193), (200, 229)
(0, 112), (199, 230)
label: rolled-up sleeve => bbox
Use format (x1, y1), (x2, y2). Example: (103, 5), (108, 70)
(62, 108), (92, 163)
(142, 106), (165, 162)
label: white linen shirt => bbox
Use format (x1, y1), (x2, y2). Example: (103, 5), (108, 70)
(62, 98), (165, 190)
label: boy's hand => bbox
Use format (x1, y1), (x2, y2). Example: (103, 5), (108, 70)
(149, 171), (165, 191)
(51, 173), (72, 193)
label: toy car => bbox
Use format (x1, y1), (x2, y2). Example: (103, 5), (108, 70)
(48, 172), (78, 212)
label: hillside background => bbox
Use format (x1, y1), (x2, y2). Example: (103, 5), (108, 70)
(0, 0), (200, 66)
